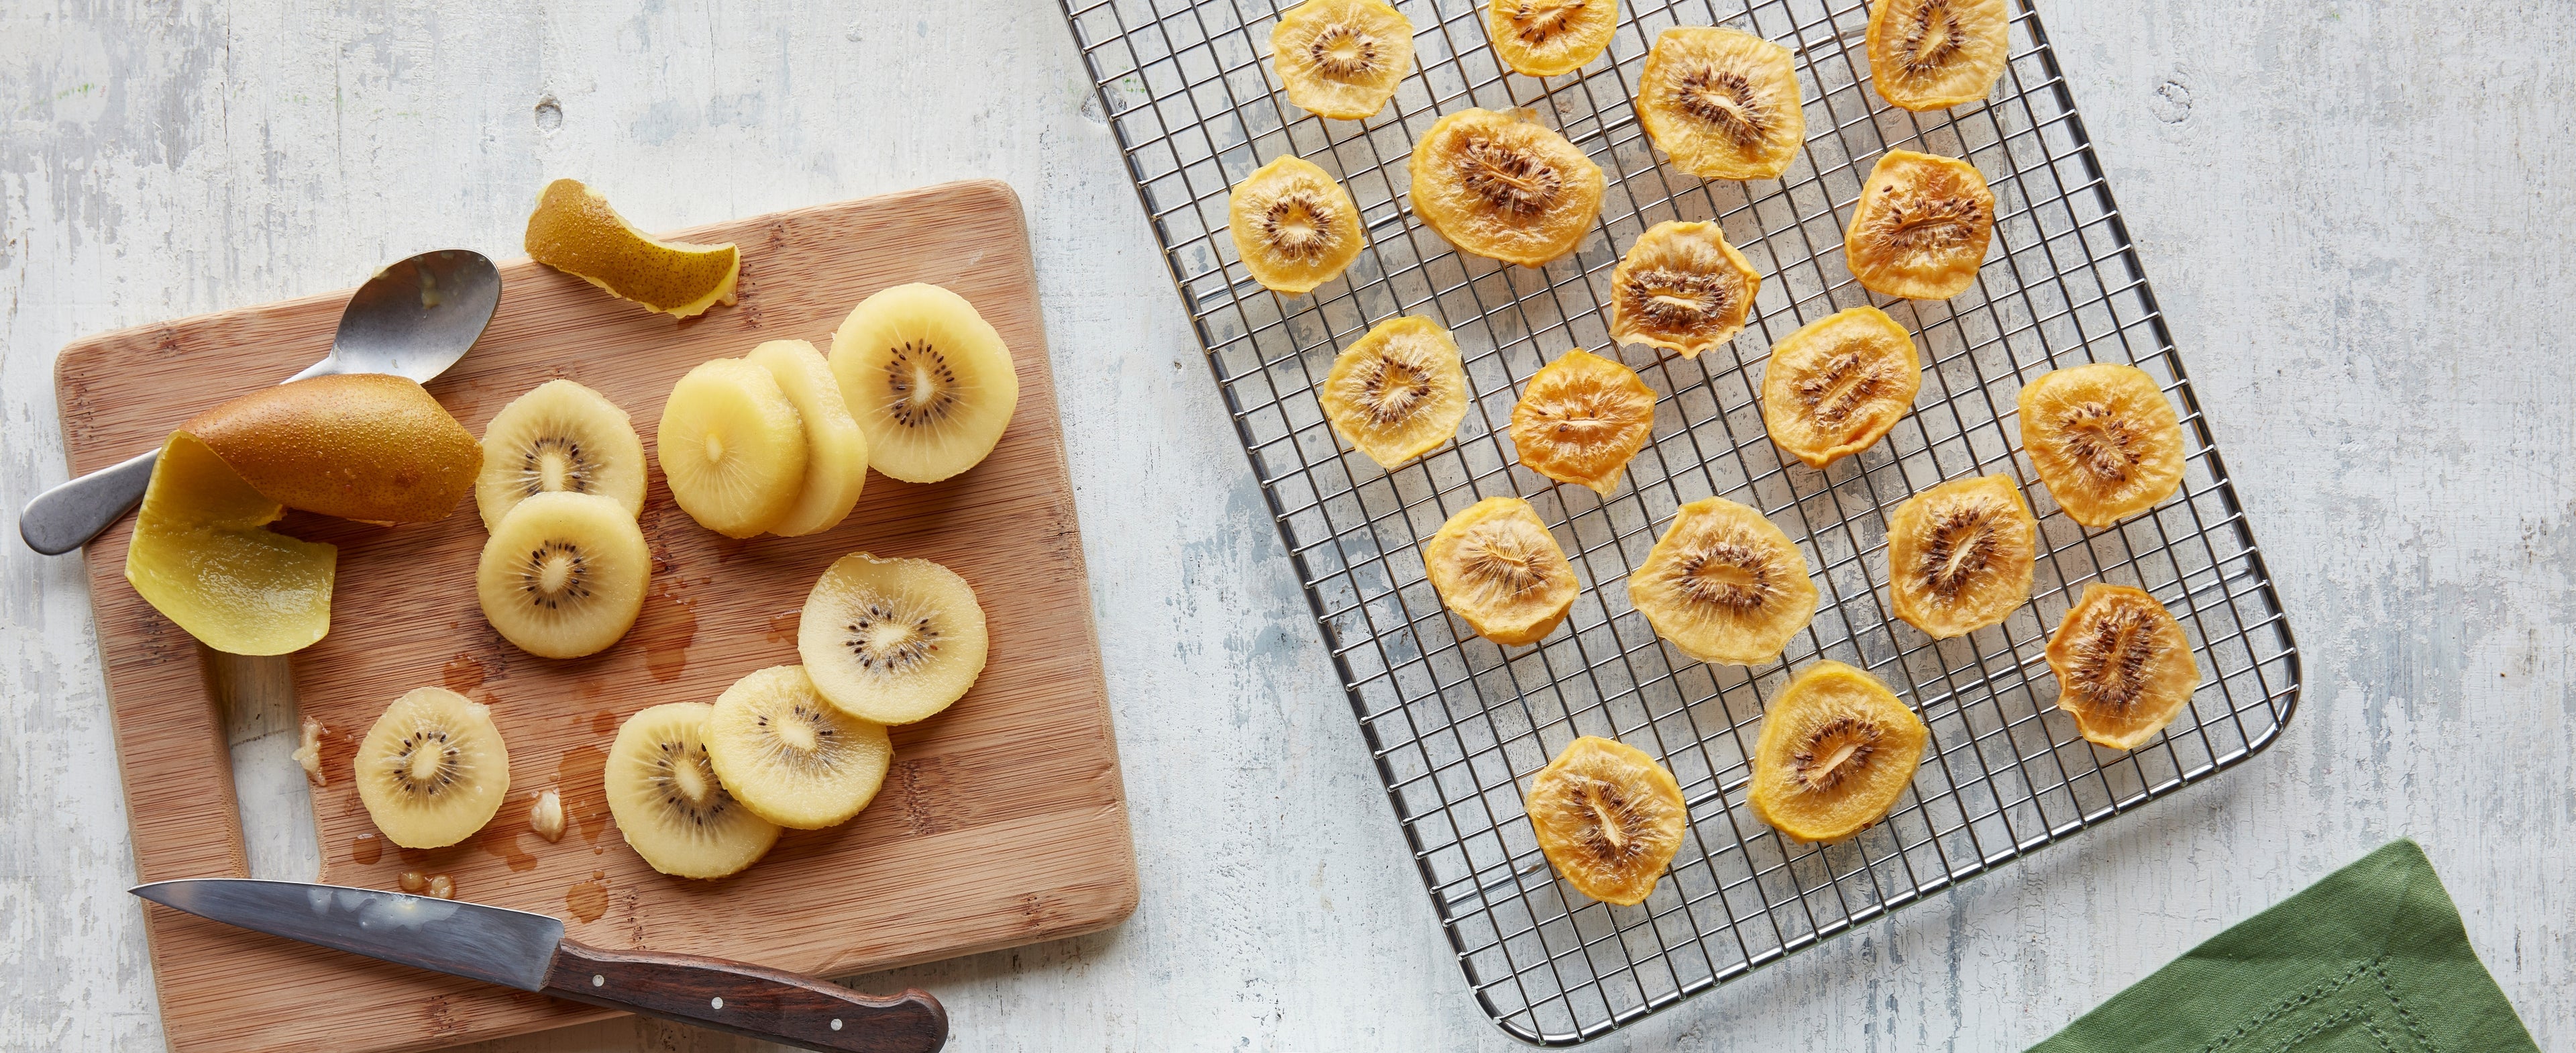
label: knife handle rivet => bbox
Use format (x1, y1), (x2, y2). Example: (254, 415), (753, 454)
(711, 997), (724, 1010)
(592, 974), (604, 987)
(831, 1019), (845, 1031)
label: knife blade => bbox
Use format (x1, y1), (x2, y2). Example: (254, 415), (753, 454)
(133, 879), (945, 1053)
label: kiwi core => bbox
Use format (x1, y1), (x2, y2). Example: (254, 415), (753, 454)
(1792, 716), (1882, 791)
(847, 598), (941, 672)
(1678, 541), (1774, 609)
(885, 342), (962, 426)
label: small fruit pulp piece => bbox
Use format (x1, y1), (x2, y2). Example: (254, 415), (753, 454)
(1758, 305), (1922, 469)
(828, 283), (1020, 485)
(704, 665), (894, 829)
(1609, 221), (1762, 358)
(354, 687), (511, 850)
(123, 432), (336, 656)
(1423, 497), (1580, 646)
(656, 356), (809, 538)
(1318, 315), (1469, 468)
(1511, 348), (1657, 495)
(1748, 660), (1927, 843)
(1408, 107), (1606, 267)
(1271, 0), (1415, 119)
(1885, 474), (2037, 638)
(1487, 0), (1618, 77)
(1843, 149), (1994, 299)
(523, 178), (739, 317)
(2016, 362), (2186, 529)
(1525, 736), (1688, 905)
(474, 379), (647, 532)
(1866, 0), (2011, 111)
(798, 553), (990, 725)
(1626, 497), (1817, 666)
(2045, 583), (2199, 750)
(476, 491), (651, 659)
(1229, 155), (1367, 295)
(1635, 27), (1807, 181)
(530, 789), (566, 843)
(184, 372), (483, 525)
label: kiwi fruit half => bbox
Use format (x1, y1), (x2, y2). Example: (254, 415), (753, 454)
(1408, 107), (1605, 267)
(1758, 305), (1923, 470)
(1510, 348), (1657, 496)
(658, 356), (809, 538)
(1422, 496), (1580, 646)
(1635, 27), (1806, 181)
(1884, 474), (2037, 638)
(1748, 660), (1927, 843)
(2045, 583), (2199, 750)
(1844, 149), (1994, 300)
(830, 283), (1020, 485)
(1525, 736), (1688, 905)
(2016, 362), (2186, 529)
(1609, 220), (1762, 358)
(1271, 0), (1415, 120)
(475, 491), (651, 659)
(747, 338), (870, 537)
(1627, 497), (1817, 666)
(1318, 315), (1469, 469)
(1487, 0), (1617, 78)
(354, 687), (511, 850)
(1866, 0), (2010, 112)
(475, 379), (647, 532)
(799, 553), (990, 725)
(606, 702), (782, 880)
(1229, 155), (1367, 296)
(704, 666), (893, 830)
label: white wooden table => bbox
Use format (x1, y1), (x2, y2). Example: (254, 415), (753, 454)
(3, 1), (2568, 1050)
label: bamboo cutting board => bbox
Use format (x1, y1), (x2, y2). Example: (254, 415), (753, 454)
(54, 180), (1137, 1053)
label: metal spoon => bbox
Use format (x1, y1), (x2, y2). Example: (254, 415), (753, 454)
(18, 249), (502, 555)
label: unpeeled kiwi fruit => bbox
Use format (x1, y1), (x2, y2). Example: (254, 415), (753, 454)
(830, 283), (1020, 484)
(607, 702), (781, 880)
(1487, 0), (1617, 78)
(476, 491), (650, 659)
(1229, 155), (1366, 296)
(1844, 149), (1994, 299)
(1407, 107), (1605, 267)
(182, 372), (482, 525)
(1422, 496), (1579, 646)
(353, 687), (511, 850)
(1524, 736), (1688, 905)
(1866, 0), (2011, 111)
(1510, 348), (1657, 496)
(474, 379), (647, 531)
(747, 338), (869, 537)
(1271, 0), (1415, 120)
(1758, 305), (1922, 469)
(1318, 315), (1469, 468)
(2016, 363), (2186, 529)
(1627, 497), (1817, 665)
(1609, 220), (1762, 358)
(1748, 660), (1927, 843)
(658, 357), (808, 538)
(704, 666), (893, 830)
(1635, 27), (1806, 181)
(799, 553), (989, 725)
(1884, 474), (2037, 638)
(2045, 583), (2199, 750)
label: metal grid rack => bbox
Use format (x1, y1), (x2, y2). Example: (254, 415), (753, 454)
(1058, 0), (2300, 1042)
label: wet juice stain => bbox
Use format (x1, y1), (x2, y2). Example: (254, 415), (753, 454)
(441, 653), (487, 695)
(351, 834), (383, 866)
(640, 590), (696, 683)
(566, 872), (610, 923)
(478, 828), (539, 872)
(556, 744), (612, 846)
(765, 608), (801, 644)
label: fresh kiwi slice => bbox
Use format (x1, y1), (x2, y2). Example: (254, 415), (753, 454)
(475, 491), (650, 659)
(704, 666), (893, 830)
(1318, 315), (1469, 469)
(1510, 348), (1658, 496)
(1885, 474), (2037, 638)
(1758, 306), (1923, 469)
(1228, 155), (1367, 296)
(745, 339), (869, 537)
(1609, 221), (1762, 358)
(354, 687), (511, 850)
(828, 283), (1020, 485)
(2045, 584), (2200, 750)
(1635, 27), (1807, 181)
(1866, 0), (2011, 112)
(798, 553), (989, 725)
(1748, 660), (1927, 843)
(607, 702), (780, 879)
(1408, 107), (1605, 267)
(657, 356), (808, 538)
(1422, 497), (1580, 646)
(1524, 736), (1688, 905)
(1271, 0), (1415, 120)
(2016, 363), (2186, 529)
(1487, 0), (1618, 78)
(1845, 149), (1994, 300)
(474, 379), (647, 532)
(1627, 497), (1818, 665)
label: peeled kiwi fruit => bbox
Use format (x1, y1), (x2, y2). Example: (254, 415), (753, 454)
(1408, 107), (1605, 267)
(1866, 0), (2011, 111)
(606, 702), (782, 880)
(353, 687), (511, 850)
(1758, 305), (1922, 470)
(799, 553), (990, 725)
(124, 432), (337, 657)
(747, 338), (870, 537)
(1635, 27), (1806, 181)
(1844, 149), (1994, 300)
(1318, 315), (1469, 468)
(1422, 497), (1579, 646)
(657, 356), (809, 538)
(830, 283), (1020, 485)
(1884, 474), (2037, 638)
(1229, 155), (1367, 295)
(704, 666), (893, 830)
(1627, 497), (1817, 665)
(474, 379), (647, 531)
(2016, 363), (2186, 529)
(1748, 660), (1927, 843)
(1609, 221), (1762, 358)
(1271, 0), (1415, 120)
(1487, 0), (1617, 78)
(475, 491), (650, 659)
(2045, 583), (2200, 750)
(1525, 736), (1688, 905)
(1510, 348), (1657, 496)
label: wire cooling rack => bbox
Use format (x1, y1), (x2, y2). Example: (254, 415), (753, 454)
(1059, 0), (2299, 1042)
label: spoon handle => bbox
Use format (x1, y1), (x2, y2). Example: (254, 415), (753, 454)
(19, 449), (158, 555)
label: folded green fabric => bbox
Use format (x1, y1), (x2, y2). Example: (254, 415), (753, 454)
(2029, 839), (2538, 1053)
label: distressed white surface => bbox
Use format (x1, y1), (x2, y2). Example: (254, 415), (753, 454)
(3, 1), (2570, 1051)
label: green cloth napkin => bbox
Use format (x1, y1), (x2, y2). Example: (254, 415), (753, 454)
(2029, 840), (2538, 1053)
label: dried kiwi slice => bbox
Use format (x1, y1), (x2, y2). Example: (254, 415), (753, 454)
(1318, 315), (1469, 468)
(1845, 149), (1994, 299)
(1627, 497), (1817, 665)
(1866, 0), (2011, 111)
(1272, 0), (1414, 120)
(1884, 474), (2036, 638)
(1511, 348), (1657, 496)
(1609, 221), (1762, 358)
(1422, 497), (1580, 646)
(1487, 0), (1618, 78)
(2017, 363), (2186, 529)
(1758, 306), (1922, 469)
(2045, 584), (2199, 750)
(1409, 107), (1606, 267)
(1228, 155), (1366, 295)
(1525, 736), (1688, 905)
(1635, 27), (1806, 181)
(1748, 660), (1927, 843)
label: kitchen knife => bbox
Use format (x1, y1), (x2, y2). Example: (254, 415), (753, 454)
(131, 879), (945, 1053)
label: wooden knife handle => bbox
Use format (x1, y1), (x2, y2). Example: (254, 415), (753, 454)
(541, 939), (946, 1053)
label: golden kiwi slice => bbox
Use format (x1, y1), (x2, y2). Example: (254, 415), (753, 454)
(799, 553), (990, 725)
(1318, 315), (1469, 468)
(1748, 660), (1927, 843)
(1627, 497), (1817, 665)
(1635, 27), (1806, 181)
(1758, 306), (1922, 469)
(607, 702), (780, 879)
(1845, 149), (1994, 299)
(1866, 0), (2011, 112)
(704, 665), (893, 830)
(475, 491), (651, 659)
(1525, 736), (1688, 905)
(830, 283), (1021, 485)
(1609, 221), (1762, 358)
(1272, 0), (1415, 120)
(353, 687), (511, 850)
(1884, 474), (2037, 638)
(1229, 156), (1367, 296)
(747, 338), (871, 538)
(1487, 0), (1618, 78)
(1423, 497), (1579, 646)
(2045, 583), (2199, 750)
(1409, 107), (1606, 267)
(475, 379), (647, 532)
(657, 357), (808, 538)
(2017, 363), (2186, 529)
(1511, 348), (1656, 496)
